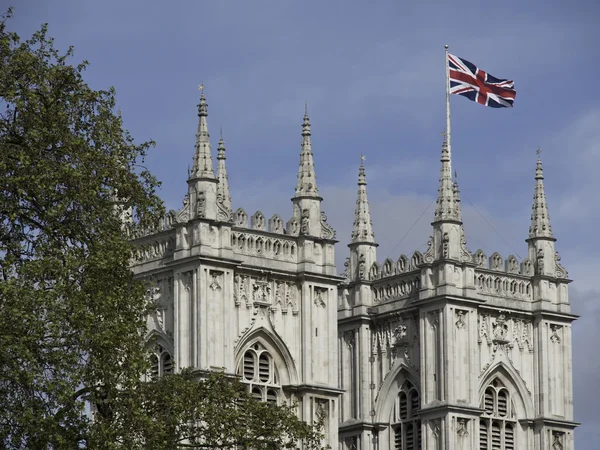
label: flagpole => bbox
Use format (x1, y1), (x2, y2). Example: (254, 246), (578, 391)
(445, 44), (452, 177)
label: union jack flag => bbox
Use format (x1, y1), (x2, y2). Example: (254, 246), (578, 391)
(448, 54), (516, 108)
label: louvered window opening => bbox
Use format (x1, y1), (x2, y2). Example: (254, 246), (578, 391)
(479, 380), (517, 450)
(237, 343), (281, 404)
(392, 381), (421, 450)
(148, 344), (173, 379)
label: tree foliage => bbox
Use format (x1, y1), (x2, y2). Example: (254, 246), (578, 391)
(0, 10), (327, 449)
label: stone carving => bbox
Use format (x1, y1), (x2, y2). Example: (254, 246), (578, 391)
(275, 281), (284, 307)
(372, 275), (420, 303)
(286, 217), (300, 236)
(320, 211), (336, 239)
(536, 248), (545, 275)
(474, 249), (487, 268)
(392, 325), (408, 344)
(550, 324), (561, 343)
(459, 228), (473, 262)
(252, 277), (271, 304)
(492, 312), (510, 344)
(369, 262), (379, 280)
(423, 236), (434, 263)
(300, 209), (310, 235)
(520, 257), (534, 276)
(234, 208), (248, 228)
(430, 418), (442, 437)
(175, 193), (190, 224)
(411, 251), (423, 269)
(165, 210), (176, 229)
(196, 191), (206, 218)
(134, 236), (176, 263)
(156, 306), (166, 331)
(397, 254), (409, 273)
(358, 253), (366, 280)
(216, 192), (232, 222)
(344, 330), (355, 349)
(552, 431), (564, 450)
(342, 257), (351, 282)
(554, 251), (568, 278)
(285, 282), (299, 314)
(372, 316), (419, 370)
(314, 288), (326, 307)
(456, 418), (469, 437)
(382, 258), (395, 277)
(231, 231), (297, 261)
(490, 252), (503, 270)
(442, 232), (450, 258)
(344, 436), (357, 450)
(455, 310), (467, 329)
(513, 319), (534, 352)
(182, 271), (193, 292)
(251, 211), (266, 231)
(505, 255), (519, 274)
(268, 214), (284, 234)
(209, 271), (222, 291)
(475, 271), (532, 301)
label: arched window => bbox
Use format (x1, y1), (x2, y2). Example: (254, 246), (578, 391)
(392, 380), (421, 450)
(148, 344), (173, 380)
(237, 343), (281, 405)
(479, 379), (516, 450)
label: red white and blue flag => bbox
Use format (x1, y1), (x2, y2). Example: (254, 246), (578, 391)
(448, 54), (516, 108)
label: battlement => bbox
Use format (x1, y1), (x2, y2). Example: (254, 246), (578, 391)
(367, 253), (423, 281)
(230, 229), (298, 263)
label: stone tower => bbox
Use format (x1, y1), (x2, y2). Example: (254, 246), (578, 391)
(130, 92), (341, 447)
(130, 93), (577, 449)
(337, 139), (577, 450)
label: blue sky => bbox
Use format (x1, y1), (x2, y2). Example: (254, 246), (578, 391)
(11, 0), (600, 446)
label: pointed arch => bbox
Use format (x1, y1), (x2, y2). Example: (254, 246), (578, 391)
(479, 361), (534, 419)
(145, 328), (174, 355)
(374, 362), (420, 423)
(234, 327), (298, 386)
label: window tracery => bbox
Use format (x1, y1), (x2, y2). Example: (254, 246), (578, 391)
(392, 381), (421, 450)
(479, 379), (516, 450)
(148, 344), (173, 379)
(237, 343), (280, 404)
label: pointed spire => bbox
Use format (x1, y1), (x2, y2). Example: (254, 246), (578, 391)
(452, 171), (462, 222)
(351, 155), (376, 244)
(190, 87), (215, 179)
(293, 104), (320, 198)
(216, 127), (232, 221)
(433, 135), (462, 223)
(528, 149), (553, 239)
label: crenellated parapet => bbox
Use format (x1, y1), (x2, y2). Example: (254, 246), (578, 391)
(231, 230), (298, 263)
(367, 252), (423, 281)
(470, 248), (569, 304)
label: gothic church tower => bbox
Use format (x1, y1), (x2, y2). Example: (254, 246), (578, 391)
(130, 92), (576, 449)
(337, 139), (576, 450)
(130, 92), (341, 447)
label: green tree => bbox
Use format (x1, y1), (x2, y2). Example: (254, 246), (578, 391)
(0, 11), (327, 450)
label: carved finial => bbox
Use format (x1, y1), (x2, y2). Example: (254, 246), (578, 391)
(351, 158), (376, 244)
(529, 151), (553, 238)
(191, 85), (215, 179)
(220, 125), (223, 140)
(434, 133), (462, 223)
(198, 82), (204, 94)
(216, 127), (232, 220)
(537, 147), (541, 156)
(294, 106), (319, 198)
(305, 101), (308, 115)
